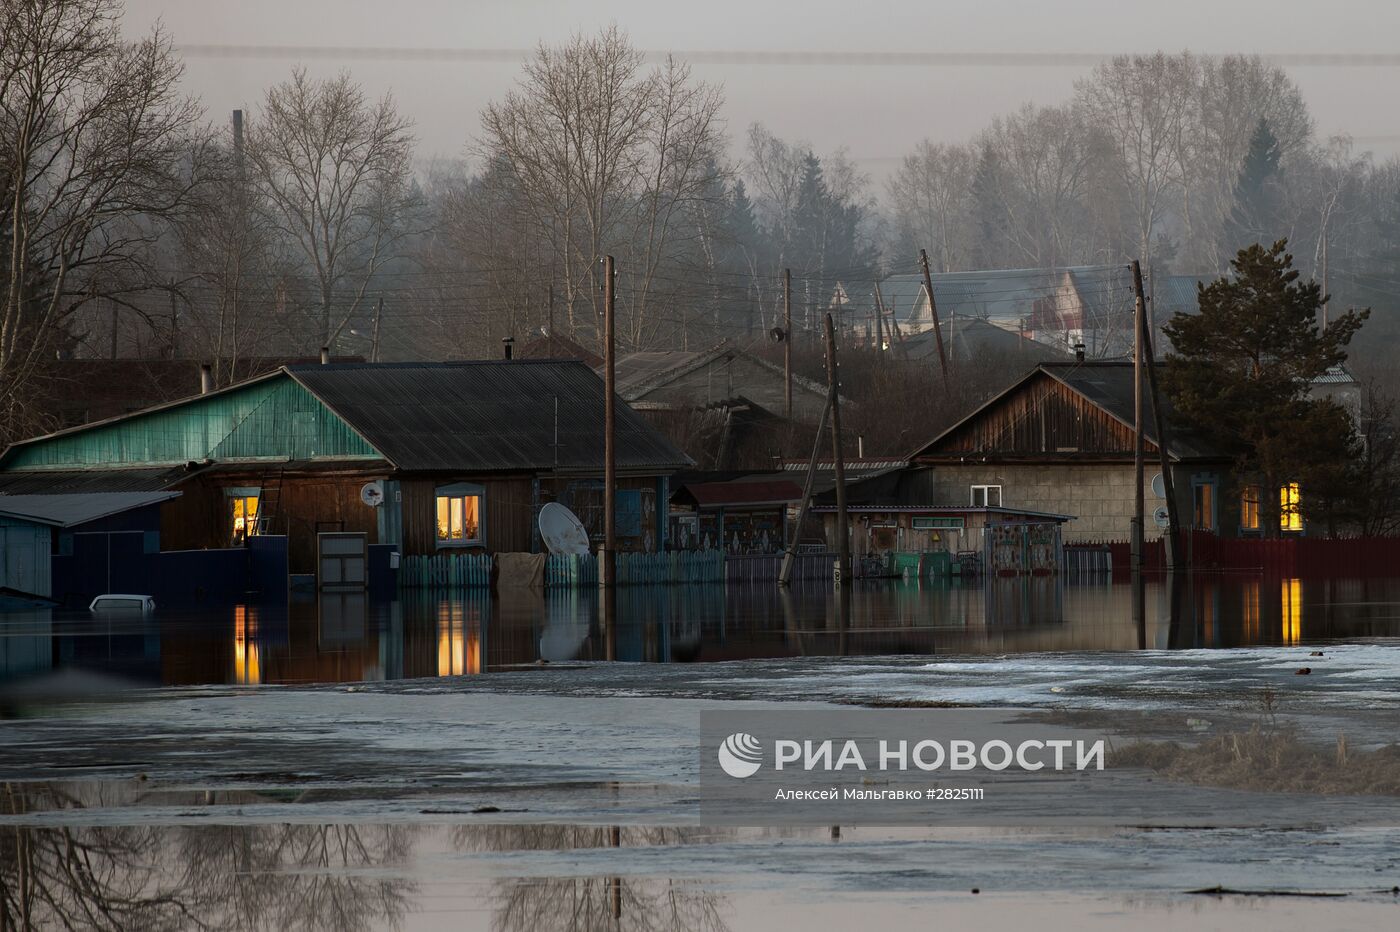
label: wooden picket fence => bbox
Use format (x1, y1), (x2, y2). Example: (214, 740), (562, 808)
(400, 549), (754, 589)
(544, 553), (597, 588)
(400, 552), (494, 589)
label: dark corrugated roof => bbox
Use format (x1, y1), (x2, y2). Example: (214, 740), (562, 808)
(0, 466), (195, 495)
(678, 479), (805, 508)
(286, 361), (693, 473)
(1030, 362), (1220, 460)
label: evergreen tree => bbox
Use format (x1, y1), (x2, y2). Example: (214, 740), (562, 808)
(1163, 240), (1368, 535)
(1221, 119), (1283, 259)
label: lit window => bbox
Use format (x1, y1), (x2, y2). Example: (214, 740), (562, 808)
(1193, 482), (1215, 531)
(1281, 578), (1302, 645)
(435, 486), (483, 546)
(230, 495), (259, 544)
(971, 485), (1002, 508)
(1240, 486), (1261, 532)
(1280, 483), (1303, 533)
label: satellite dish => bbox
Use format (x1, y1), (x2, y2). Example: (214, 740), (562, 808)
(360, 481), (385, 507)
(1150, 472), (1166, 499)
(539, 502), (590, 555)
(1153, 506), (1170, 529)
(769, 326), (786, 343)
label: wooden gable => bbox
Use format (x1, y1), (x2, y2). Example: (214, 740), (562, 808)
(914, 370), (1160, 461)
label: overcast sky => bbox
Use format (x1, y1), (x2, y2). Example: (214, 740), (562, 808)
(123, 0), (1400, 186)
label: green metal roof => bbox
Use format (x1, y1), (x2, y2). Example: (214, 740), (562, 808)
(1, 372), (383, 470)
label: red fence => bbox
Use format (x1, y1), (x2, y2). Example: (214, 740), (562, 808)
(1070, 531), (1400, 578)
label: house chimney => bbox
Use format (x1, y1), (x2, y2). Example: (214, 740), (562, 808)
(1074, 342), (1086, 363)
(319, 346), (330, 365)
(502, 336), (515, 360)
(200, 364), (213, 394)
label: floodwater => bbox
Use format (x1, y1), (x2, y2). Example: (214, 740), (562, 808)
(4, 577), (1400, 930)
(3, 575), (1400, 688)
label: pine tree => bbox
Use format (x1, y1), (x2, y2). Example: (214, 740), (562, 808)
(1163, 240), (1369, 535)
(1221, 119), (1283, 259)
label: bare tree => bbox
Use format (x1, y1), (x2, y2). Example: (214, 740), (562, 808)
(244, 69), (416, 352)
(478, 28), (726, 352)
(1076, 53), (1199, 267)
(886, 140), (976, 273)
(0, 0), (204, 440)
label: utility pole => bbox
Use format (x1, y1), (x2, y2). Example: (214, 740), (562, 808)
(825, 313), (850, 586)
(783, 268), (793, 420)
(1133, 261), (1181, 570)
(918, 249), (949, 384)
(875, 280), (906, 351)
(873, 286), (886, 351)
(168, 278), (178, 359)
(370, 296), (383, 363)
(109, 298), (118, 359)
(1131, 261), (1146, 630)
(778, 395), (832, 587)
(602, 255), (617, 589)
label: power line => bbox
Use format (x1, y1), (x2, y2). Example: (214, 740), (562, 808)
(172, 45), (1400, 69)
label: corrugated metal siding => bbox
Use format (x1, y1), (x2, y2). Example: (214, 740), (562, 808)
(5, 376), (383, 470)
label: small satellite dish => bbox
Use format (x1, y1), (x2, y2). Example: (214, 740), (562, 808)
(539, 502), (590, 555)
(769, 326), (786, 343)
(1150, 472), (1166, 499)
(1153, 506), (1170, 529)
(360, 481), (385, 507)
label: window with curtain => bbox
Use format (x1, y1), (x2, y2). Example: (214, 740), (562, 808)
(1240, 486), (1261, 532)
(435, 484), (484, 546)
(1193, 482), (1215, 531)
(1280, 483), (1303, 533)
(230, 494), (259, 545)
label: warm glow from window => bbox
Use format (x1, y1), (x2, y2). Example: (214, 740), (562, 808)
(436, 606), (481, 676)
(233, 605), (261, 685)
(1280, 483), (1303, 532)
(1193, 483), (1215, 530)
(1240, 486), (1260, 531)
(231, 495), (259, 544)
(435, 494), (481, 543)
(1242, 579), (1260, 643)
(1281, 578), (1302, 645)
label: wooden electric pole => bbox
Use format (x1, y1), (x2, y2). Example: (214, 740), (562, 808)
(1133, 261), (1181, 570)
(370, 296), (383, 363)
(918, 249), (949, 384)
(168, 279), (178, 358)
(778, 395), (832, 588)
(602, 255), (617, 589)
(825, 313), (850, 585)
(1131, 262), (1146, 628)
(783, 267), (793, 420)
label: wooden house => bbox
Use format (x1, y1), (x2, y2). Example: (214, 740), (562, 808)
(906, 361), (1258, 542)
(0, 361), (693, 577)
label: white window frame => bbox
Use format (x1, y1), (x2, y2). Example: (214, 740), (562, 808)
(435, 482), (486, 548)
(970, 485), (1002, 508)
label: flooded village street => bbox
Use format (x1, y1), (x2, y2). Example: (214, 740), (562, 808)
(3, 577), (1400, 930)
(7, 0), (1400, 928)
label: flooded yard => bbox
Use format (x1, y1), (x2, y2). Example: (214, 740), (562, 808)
(2, 576), (1400, 930)
(4, 574), (1400, 688)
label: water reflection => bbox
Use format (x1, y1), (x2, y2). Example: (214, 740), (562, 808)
(0, 783), (414, 931)
(0, 796), (739, 932)
(4, 575), (1400, 688)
